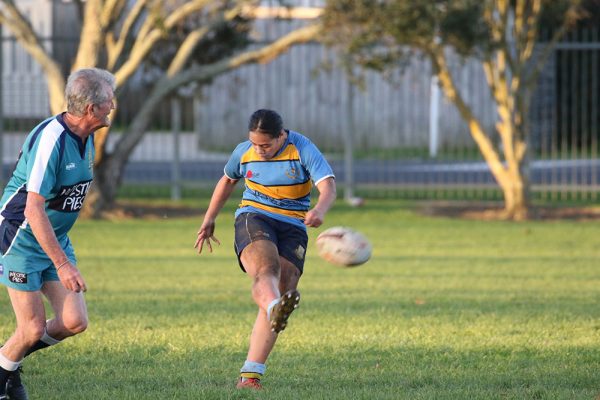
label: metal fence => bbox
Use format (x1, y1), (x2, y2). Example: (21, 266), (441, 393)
(1, 24), (599, 203)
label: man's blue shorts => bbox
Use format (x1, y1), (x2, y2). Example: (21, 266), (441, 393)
(0, 248), (75, 291)
(234, 212), (308, 274)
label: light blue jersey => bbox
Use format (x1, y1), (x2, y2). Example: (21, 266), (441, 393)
(0, 114), (94, 258)
(224, 130), (335, 229)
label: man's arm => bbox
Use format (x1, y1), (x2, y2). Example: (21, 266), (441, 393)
(194, 175), (239, 254)
(304, 177), (336, 228)
(24, 192), (87, 292)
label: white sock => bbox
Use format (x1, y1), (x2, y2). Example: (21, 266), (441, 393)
(0, 351), (21, 372)
(40, 329), (61, 346)
(266, 298), (279, 320)
(42, 319), (62, 346)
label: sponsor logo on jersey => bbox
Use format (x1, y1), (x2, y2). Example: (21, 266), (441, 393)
(66, 162), (76, 170)
(8, 271), (27, 284)
(0, 264), (3, 276)
(48, 179), (93, 212)
(285, 167), (300, 180)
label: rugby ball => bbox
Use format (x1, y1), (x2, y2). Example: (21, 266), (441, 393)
(316, 226), (372, 267)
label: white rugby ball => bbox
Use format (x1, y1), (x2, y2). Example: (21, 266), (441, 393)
(316, 226), (372, 267)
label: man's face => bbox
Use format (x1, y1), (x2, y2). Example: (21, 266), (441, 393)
(90, 87), (115, 130)
(249, 130), (285, 160)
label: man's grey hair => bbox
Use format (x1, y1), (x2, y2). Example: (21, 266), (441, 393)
(65, 68), (116, 116)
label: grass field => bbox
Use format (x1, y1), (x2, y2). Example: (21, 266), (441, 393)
(1, 199), (599, 399)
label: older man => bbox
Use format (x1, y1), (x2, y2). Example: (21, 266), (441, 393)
(0, 68), (115, 400)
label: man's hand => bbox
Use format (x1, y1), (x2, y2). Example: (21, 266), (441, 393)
(194, 220), (221, 254)
(57, 261), (87, 292)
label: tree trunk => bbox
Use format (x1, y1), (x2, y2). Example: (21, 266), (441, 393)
(430, 45), (534, 221)
(498, 166), (529, 220)
(86, 82), (167, 217)
(82, 153), (124, 218)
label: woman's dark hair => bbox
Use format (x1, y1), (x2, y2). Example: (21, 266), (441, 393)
(248, 109), (283, 138)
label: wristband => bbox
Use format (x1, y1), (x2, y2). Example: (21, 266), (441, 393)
(56, 260), (70, 271)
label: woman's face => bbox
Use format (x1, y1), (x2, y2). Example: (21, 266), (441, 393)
(249, 130), (285, 160)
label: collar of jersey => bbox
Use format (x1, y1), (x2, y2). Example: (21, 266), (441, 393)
(56, 113), (92, 158)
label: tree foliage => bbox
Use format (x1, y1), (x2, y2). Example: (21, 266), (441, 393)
(322, 0), (585, 220)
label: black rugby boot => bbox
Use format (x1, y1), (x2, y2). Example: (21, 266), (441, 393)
(6, 367), (28, 400)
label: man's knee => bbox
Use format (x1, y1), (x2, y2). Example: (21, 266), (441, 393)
(62, 314), (88, 335)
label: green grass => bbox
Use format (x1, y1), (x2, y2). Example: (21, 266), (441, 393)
(1, 199), (599, 399)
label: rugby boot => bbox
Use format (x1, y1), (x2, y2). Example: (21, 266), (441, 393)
(269, 290), (300, 333)
(0, 378), (6, 400)
(236, 377), (262, 390)
(6, 367), (28, 400)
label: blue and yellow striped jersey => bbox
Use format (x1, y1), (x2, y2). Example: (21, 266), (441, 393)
(224, 130), (334, 229)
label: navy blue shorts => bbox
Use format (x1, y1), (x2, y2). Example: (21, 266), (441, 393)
(234, 212), (308, 274)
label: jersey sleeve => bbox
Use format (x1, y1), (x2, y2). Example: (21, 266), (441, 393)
(25, 132), (62, 199)
(223, 142), (249, 180)
(296, 134), (335, 185)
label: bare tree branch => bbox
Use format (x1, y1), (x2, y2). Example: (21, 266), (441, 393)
(112, 23), (321, 161)
(520, 0), (541, 62)
(101, 0), (127, 31)
(106, 0), (148, 70)
(166, 2), (253, 77)
(73, 0), (104, 69)
(0, 0), (65, 112)
(135, 0), (162, 43)
(166, 26), (210, 76)
(524, 1), (582, 88)
(114, 0), (214, 87)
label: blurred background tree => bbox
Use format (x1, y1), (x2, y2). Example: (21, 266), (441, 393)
(0, 0), (319, 216)
(321, 0), (590, 220)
